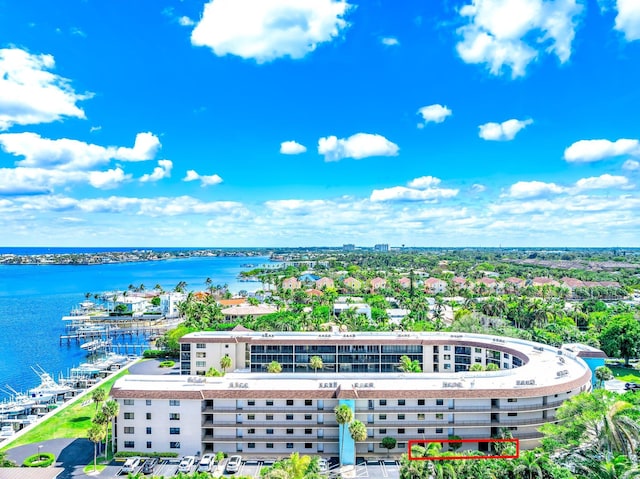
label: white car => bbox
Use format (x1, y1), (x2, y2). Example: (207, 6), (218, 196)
(318, 458), (329, 474)
(226, 455), (242, 473)
(178, 456), (196, 473)
(198, 453), (215, 472)
(121, 457), (141, 473)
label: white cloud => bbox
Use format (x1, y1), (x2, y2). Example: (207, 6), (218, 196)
(574, 174), (629, 190)
(614, 0), (640, 41)
(564, 138), (640, 163)
(179, 16), (196, 26)
(471, 183), (487, 193)
(478, 118), (532, 141)
(140, 159), (173, 182)
(183, 170), (223, 186)
(318, 133), (399, 161)
(371, 176), (459, 202)
(507, 180), (566, 198)
(455, 0), (583, 77)
(381, 37), (399, 46)
(191, 0), (351, 63)
(623, 159), (640, 171)
(88, 168), (131, 190)
(417, 104), (452, 125)
(0, 47), (88, 130)
(0, 167), (85, 195)
(407, 176), (442, 189)
(0, 132), (161, 170)
(280, 140), (307, 154)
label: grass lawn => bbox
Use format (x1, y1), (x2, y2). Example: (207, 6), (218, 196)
(610, 366), (640, 383)
(2, 368), (130, 450)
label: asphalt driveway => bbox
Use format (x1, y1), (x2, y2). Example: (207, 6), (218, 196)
(5, 438), (93, 479)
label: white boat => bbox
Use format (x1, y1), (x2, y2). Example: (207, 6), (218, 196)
(28, 367), (73, 403)
(80, 339), (110, 352)
(0, 387), (36, 417)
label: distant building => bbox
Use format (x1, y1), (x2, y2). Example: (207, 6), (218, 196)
(342, 277), (362, 291)
(398, 277), (412, 288)
(315, 277), (335, 289)
(374, 243), (389, 252)
(424, 278), (447, 294)
(281, 277), (301, 290)
(342, 244), (355, 251)
(160, 292), (185, 318)
(370, 277), (387, 291)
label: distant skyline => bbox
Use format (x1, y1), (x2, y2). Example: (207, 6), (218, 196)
(1, 0), (639, 247)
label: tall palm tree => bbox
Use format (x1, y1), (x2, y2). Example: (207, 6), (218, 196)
(334, 404), (354, 465)
(220, 354), (232, 373)
(310, 356), (323, 373)
(102, 399), (119, 457)
(349, 419), (367, 443)
(91, 388), (107, 411)
(88, 423), (105, 472)
(514, 450), (545, 479)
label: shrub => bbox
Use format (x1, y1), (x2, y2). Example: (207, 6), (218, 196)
(23, 452), (55, 467)
(159, 360), (175, 368)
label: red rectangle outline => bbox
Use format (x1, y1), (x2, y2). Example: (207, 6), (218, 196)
(408, 438), (520, 460)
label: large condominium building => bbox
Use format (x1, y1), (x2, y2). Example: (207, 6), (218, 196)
(111, 331), (599, 465)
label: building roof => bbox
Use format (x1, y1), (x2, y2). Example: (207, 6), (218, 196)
(0, 468), (64, 479)
(220, 305), (278, 316)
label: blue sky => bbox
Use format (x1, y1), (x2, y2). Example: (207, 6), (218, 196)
(1, 0), (639, 247)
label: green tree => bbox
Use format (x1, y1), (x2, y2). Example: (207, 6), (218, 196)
(267, 360), (282, 373)
(87, 423), (106, 472)
(0, 450), (16, 467)
(600, 314), (640, 365)
(334, 404), (354, 465)
(310, 356), (323, 373)
(349, 419), (367, 443)
(399, 355), (421, 373)
(595, 365), (614, 388)
(469, 363), (486, 371)
(514, 450), (545, 479)
(101, 399), (119, 457)
(486, 363), (500, 371)
(91, 387), (107, 411)
(220, 354), (232, 373)
(381, 436), (397, 457)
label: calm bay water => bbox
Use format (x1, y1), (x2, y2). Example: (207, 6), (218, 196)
(0, 252), (269, 395)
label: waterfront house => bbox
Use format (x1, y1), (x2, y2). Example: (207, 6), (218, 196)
(315, 277), (335, 289)
(342, 277), (362, 291)
(424, 278), (447, 294)
(281, 277), (301, 290)
(370, 277), (387, 292)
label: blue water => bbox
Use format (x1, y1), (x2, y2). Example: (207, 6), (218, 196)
(0, 254), (270, 396)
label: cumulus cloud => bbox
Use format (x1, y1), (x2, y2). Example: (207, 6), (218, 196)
(191, 0), (351, 63)
(507, 180), (566, 198)
(183, 170), (223, 186)
(381, 37), (399, 46)
(0, 167), (84, 195)
(318, 133), (399, 162)
(623, 159), (640, 171)
(564, 138), (640, 163)
(471, 183), (487, 193)
(88, 168), (132, 189)
(179, 16), (195, 26)
(280, 140), (307, 154)
(140, 159), (173, 182)
(478, 118), (532, 141)
(0, 132), (161, 171)
(574, 174), (629, 190)
(0, 47), (88, 130)
(615, 0), (640, 41)
(371, 176), (459, 202)
(417, 104), (452, 126)
(455, 0), (583, 77)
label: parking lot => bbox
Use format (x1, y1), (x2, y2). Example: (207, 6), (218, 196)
(103, 456), (400, 478)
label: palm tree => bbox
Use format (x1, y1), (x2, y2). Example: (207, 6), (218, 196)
(267, 360), (282, 373)
(334, 404), (354, 465)
(88, 423), (106, 472)
(310, 356), (323, 373)
(220, 354), (232, 373)
(349, 420), (367, 450)
(595, 365), (613, 389)
(91, 388), (107, 411)
(514, 450), (545, 479)
(576, 454), (640, 479)
(102, 399), (119, 458)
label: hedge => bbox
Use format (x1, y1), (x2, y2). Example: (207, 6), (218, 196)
(159, 360), (175, 368)
(23, 452), (55, 467)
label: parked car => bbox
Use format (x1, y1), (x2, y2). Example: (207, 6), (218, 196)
(178, 456), (196, 473)
(625, 382), (640, 391)
(141, 457), (159, 474)
(318, 458), (329, 474)
(198, 453), (215, 472)
(226, 455), (242, 473)
(121, 457), (141, 473)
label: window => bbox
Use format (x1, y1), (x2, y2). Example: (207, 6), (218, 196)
(287, 443), (294, 449)
(305, 443), (313, 449)
(286, 400), (294, 406)
(379, 429), (387, 434)
(169, 413), (180, 421)
(170, 442), (180, 449)
(507, 398), (517, 403)
(398, 442), (406, 449)
(436, 414), (443, 420)
(248, 400), (255, 406)
(267, 428), (274, 434)
(267, 443), (274, 449)
(418, 428), (425, 434)
(444, 345), (451, 351)
(195, 361), (206, 367)
(508, 412), (517, 417)
(436, 399), (444, 406)
(124, 399), (134, 405)
(196, 343), (206, 349)
(146, 441), (152, 449)
(248, 443), (256, 449)
(146, 427), (152, 435)
(248, 428), (255, 434)
(443, 364), (451, 370)
(398, 428), (405, 434)
(504, 362), (509, 369)
(475, 357), (482, 363)
(146, 413), (152, 420)
(305, 428), (312, 434)
(124, 441), (134, 449)
(379, 414), (387, 420)
(169, 400), (180, 406)
(444, 354), (451, 360)
(266, 400), (274, 406)
(398, 399), (405, 406)
(248, 414), (255, 420)
(436, 428), (443, 434)
(305, 399), (313, 406)
(380, 399), (387, 406)
(418, 414), (425, 420)
(287, 428), (294, 434)
(305, 414), (312, 420)
(124, 412), (134, 420)
(504, 353), (510, 358)
(196, 352), (206, 358)
(266, 415), (274, 420)
(170, 427), (180, 435)
(398, 414), (405, 420)
(475, 348), (482, 353)
(146, 400), (152, 406)
(286, 414), (294, 420)
(418, 399), (425, 406)
(124, 427), (134, 434)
